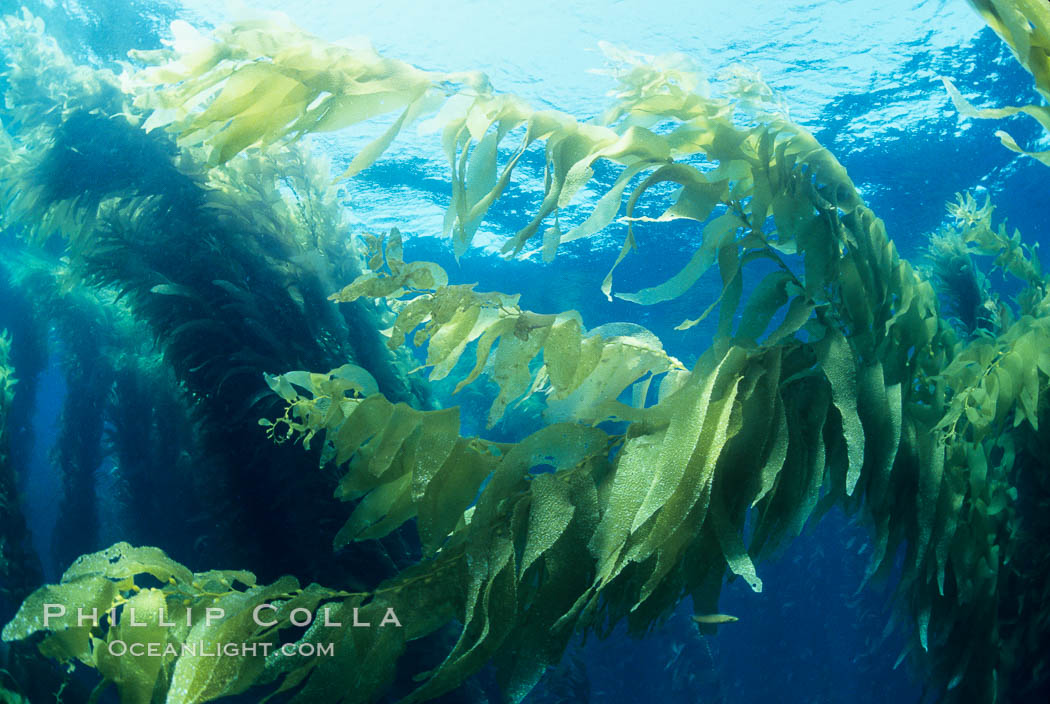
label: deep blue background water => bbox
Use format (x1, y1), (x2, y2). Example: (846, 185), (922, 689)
(2, 0), (1048, 702)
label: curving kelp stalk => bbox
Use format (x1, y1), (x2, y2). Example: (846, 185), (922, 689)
(1, 3), (1049, 704)
(214, 12), (1045, 703)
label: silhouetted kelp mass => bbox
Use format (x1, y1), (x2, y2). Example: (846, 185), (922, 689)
(0, 2), (1049, 704)
(0, 330), (40, 607)
(31, 111), (188, 207)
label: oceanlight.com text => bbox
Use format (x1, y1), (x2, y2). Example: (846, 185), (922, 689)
(106, 640), (335, 658)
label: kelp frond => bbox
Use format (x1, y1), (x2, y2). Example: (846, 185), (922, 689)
(0, 331), (14, 407)
(330, 229), (685, 427)
(0, 9), (123, 125)
(125, 14), (472, 170)
(1, 542), (348, 704)
(942, 0), (1050, 166)
(926, 191), (1045, 335)
(926, 227), (996, 335)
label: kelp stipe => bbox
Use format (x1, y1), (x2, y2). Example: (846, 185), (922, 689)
(0, 253), (210, 572)
(0, 330), (58, 704)
(0, 330), (39, 610)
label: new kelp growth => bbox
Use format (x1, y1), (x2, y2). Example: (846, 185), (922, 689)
(925, 190), (1044, 337)
(2, 3), (1049, 704)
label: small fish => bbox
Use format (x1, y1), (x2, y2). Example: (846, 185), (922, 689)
(692, 613), (739, 624)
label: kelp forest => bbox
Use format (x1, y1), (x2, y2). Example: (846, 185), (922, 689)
(0, 1), (1049, 703)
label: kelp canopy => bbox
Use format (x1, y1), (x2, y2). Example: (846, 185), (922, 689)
(0, 2), (1049, 704)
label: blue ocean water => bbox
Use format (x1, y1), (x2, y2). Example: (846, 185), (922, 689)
(1, 0), (1047, 702)
(183, 0), (1044, 361)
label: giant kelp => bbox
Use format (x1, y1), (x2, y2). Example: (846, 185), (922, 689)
(1, 542), (353, 704)
(1, 4), (1049, 704)
(36, 258), (218, 558)
(0, 329), (55, 704)
(943, 0), (1050, 166)
(0, 253), (210, 572)
(0, 329), (40, 610)
(328, 229), (687, 428)
(928, 192), (1045, 331)
(0, 10), (432, 588)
